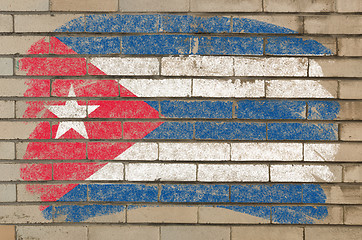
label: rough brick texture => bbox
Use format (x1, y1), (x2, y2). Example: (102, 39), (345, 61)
(0, 0), (361, 239)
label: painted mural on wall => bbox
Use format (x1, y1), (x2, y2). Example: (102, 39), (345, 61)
(19, 14), (340, 223)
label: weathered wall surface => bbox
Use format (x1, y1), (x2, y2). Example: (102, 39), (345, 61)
(0, 0), (361, 239)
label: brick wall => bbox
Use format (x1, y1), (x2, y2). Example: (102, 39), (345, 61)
(0, 0), (361, 239)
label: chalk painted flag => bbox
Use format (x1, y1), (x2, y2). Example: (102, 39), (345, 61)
(18, 14), (342, 223)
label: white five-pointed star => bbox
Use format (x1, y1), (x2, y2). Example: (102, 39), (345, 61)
(47, 85), (99, 139)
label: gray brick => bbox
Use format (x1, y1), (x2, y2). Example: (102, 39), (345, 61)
(0, 36), (49, 54)
(232, 226), (303, 240)
(310, 59), (362, 77)
(345, 206), (362, 225)
(119, 0), (189, 12)
(89, 226), (159, 240)
(51, 0), (118, 11)
(0, 184), (16, 202)
(340, 123), (362, 141)
(344, 165), (362, 183)
(338, 38), (362, 56)
(190, 0), (262, 12)
(0, 142), (15, 159)
(305, 16), (362, 34)
(0, 101), (15, 118)
(264, 0), (335, 12)
(161, 226), (230, 240)
(336, 0), (362, 12)
(0, 122), (47, 139)
(321, 185), (362, 204)
(340, 81), (362, 99)
(0, 164), (21, 181)
(15, 15), (83, 32)
(17, 226), (87, 240)
(1, 0), (49, 11)
(305, 227), (362, 240)
(0, 58), (13, 76)
(0, 15), (13, 32)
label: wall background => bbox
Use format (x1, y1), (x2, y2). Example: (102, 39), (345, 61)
(0, 0), (361, 239)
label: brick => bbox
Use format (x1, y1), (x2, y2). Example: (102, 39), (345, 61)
(127, 206), (197, 223)
(339, 38), (362, 56)
(0, 185), (16, 202)
(232, 226), (303, 240)
(310, 59), (362, 77)
(161, 56), (233, 76)
(115, 143), (158, 161)
(317, 185), (362, 204)
(198, 164), (269, 182)
(270, 165), (342, 182)
(17, 226), (87, 240)
(51, 0), (118, 11)
(0, 205), (51, 223)
(159, 143), (230, 161)
(234, 57), (308, 77)
(1, 0), (49, 11)
(337, 102), (362, 120)
(305, 227), (362, 240)
(336, 0), (362, 12)
(232, 143), (302, 161)
(308, 101), (362, 120)
(341, 123), (362, 141)
(190, 0), (262, 12)
(90, 57), (159, 76)
(89, 226), (159, 240)
(15, 15), (84, 32)
(126, 163), (196, 181)
(0, 142), (15, 160)
(119, 0), (189, 12)
(233, 15), (303, 33)
(340, 81), (362, 99)
(266, 80), (337, 98)
(0, 101), (14, 118)
(0, 58), (13, 76)
(161, 226), (230, 240)
(264, 0), (334, 12)
(0, 15), (13, 32)
(193, 79), (265, 98)
(0, 164), (21, 181)
(305, 16), (362, 34)
(0, 122), (48, 139)
(0, 36), (49, 54)
(305, 143), (362, 162)
(0, 225), (15, 240)
(199, 206), (270, 224)
(119, 79), (191, 97)
(344, 165), (362, 182)
(345, 206), (362, 224)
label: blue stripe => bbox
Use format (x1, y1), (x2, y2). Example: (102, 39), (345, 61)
(231, 184), (302, 203)
(237, 100), (306, 120)
(232, 17), (297, 34)
(308, 101), (340, 120)
(303, 184), (327, 203)
(56, 15), (300, 34)
(272, 206), (328, 224)
(268, 123), (338, 140)
(160, 184), (229, 203)
(88, 184), (158, 202)
(56, 37), (121, 54)
(160, 15), (231, 33)
(85, 14), (159, 33)
(144, 122), (194, 139)
(53, 205), (126, 222)
(160, 101), (233, 119)
(122, 35), (191, 55)
(195, 36), (263, 55)
(266, 37), (333, 56)
(195, 122), (266, 140)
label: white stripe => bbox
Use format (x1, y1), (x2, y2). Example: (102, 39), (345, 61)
(118, 79), (191, 97)
(198, 164), (269, 182)
(231, 143), (303, 161)
(266, 80), (336, 98)
(86, 163), (124, 181)
(90, 57), (159, 75)
(125, 163), (196, 181)
(114, 143), (158, 161)
(192, 79), (265, 98)
(159, 143), (230, 161)
(270, 165), (341, 182)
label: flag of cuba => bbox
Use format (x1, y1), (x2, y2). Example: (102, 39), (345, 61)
(18, 14), (342, 224)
